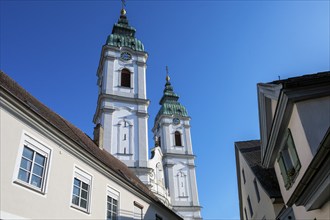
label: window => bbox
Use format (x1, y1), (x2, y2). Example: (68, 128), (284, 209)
(247, 196), (253, 217)
(242, 169), (246, 184)
(71, 167), (92, 212)
(253, 178), (260, 203)
(244, 207), (248, 220)
(107, 187), (119, 220)
(133, 201), (143, 220)
(174, 131), (182, 146)
(278, 129), (301, 190)
(15, 133), (51, 193)
(121, 69), (131, 87)
(107, 196), (118, 220)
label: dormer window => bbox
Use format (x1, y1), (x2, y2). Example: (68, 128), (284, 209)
(121, 69), (131, 88)
(277, 128), (301, 190)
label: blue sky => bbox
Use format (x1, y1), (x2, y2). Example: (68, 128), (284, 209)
(1, 0), (329, 219)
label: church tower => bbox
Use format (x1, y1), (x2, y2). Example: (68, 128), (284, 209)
(152, 72), (202, 220)
(93, 8), (150, 183)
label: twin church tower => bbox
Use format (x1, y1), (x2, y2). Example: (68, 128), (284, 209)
(93, 8), (202, 220)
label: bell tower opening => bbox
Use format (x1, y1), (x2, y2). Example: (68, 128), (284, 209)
(121, 69), (131, 88)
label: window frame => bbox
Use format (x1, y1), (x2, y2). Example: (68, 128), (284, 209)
(242, 169), (246, 184)
(107, 186), (120, 220)
(13, 132), (51, 194)
(244, 207), (248, 220)
(253, 178), (260, 203)
(120, 68), (131, 88)
(174, 131), (182, 146)
(71, 166), (92, 213)
(247, 195), (253, 217)
(277, 128), (301, 190)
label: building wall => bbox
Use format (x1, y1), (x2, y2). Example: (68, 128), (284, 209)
(238, 153), (281, 220)
(273, 97), (330, 220)
(94, 47), (150, 180)
(0, 96), (180, 220)
(292, 201), (330, 220)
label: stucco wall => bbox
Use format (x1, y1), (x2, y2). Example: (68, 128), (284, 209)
(0, 98), (179, 220)
(238, 152), (280, 220)
(274, 98), (330, 220)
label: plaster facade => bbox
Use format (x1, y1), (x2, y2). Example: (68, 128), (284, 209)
(0, 81), (181, 220)
(236, 72), (330, 220)
(238, 154), (283, 220)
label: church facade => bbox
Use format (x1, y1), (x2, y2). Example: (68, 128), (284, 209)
(92, 8), (202, 220)
(0, 7), (202, 220)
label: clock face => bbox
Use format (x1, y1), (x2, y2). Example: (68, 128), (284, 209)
(120, 52), (132, 61)
(173, 118), (180, 125)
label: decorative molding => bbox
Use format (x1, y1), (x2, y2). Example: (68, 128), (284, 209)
(136, 112), (149, 118)
(136, 60), (147, 67)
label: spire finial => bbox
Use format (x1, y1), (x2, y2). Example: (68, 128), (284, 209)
(121, 0), (126, 15)
(166, 66), (170, 82)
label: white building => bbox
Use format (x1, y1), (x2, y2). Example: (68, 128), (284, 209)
(0, 7), (202, 220)
(93, 8), (202, 220)
(0, 70), (181, 220)
(152, 75), (202, 219)
(235, 71), (330, 220)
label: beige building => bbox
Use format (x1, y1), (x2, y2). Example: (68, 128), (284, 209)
(0, 71), (182, 219)
(235, 71), (330, 220)
(235, 140), (284, 220)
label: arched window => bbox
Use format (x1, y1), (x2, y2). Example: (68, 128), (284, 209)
(175, 131), (182, 146)
(121, 69), (131, 87)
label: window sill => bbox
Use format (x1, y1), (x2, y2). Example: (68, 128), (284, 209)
(284, 170), (300, 190)
(13, 180), (45, 195)
(174, 145), (184, 147)
(178, 195), (189, 198)
(118, 86), (133, 89)
(70, 204), (90, 214)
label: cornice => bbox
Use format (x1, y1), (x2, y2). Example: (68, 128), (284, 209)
(102, 45), (148, 58)
(152, 115), (191, 131)
(98, 93), (150, 106)
(163, 152), (196, 160)
(136, 112), (149, 118)
(136, 60), (147, 67)
(93, 93), (150, 123)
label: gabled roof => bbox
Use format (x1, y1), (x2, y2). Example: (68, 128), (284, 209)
(235, 140), (282, 199)
(257, 71), (330, 167)
(269, 71), (330, 89)
(0, 71), (181, 216)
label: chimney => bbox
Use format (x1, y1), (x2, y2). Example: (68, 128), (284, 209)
(93, 123), (104, 149)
